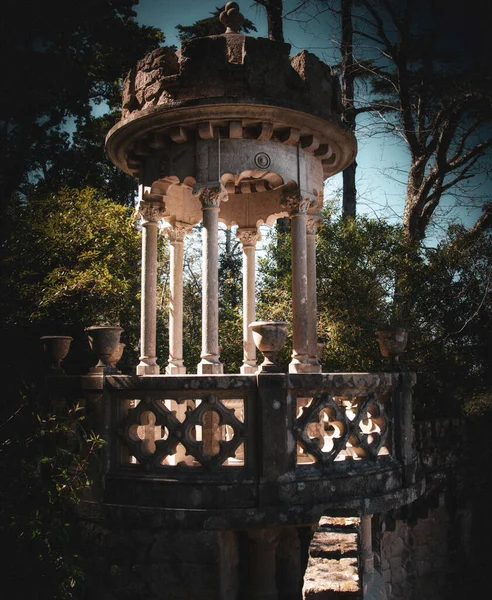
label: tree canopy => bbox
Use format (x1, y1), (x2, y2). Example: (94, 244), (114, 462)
(290, 0), (492, 239)
(1, 187), (145, 395)
(258, 213), (492, 417)
(0, 0), (163, 207)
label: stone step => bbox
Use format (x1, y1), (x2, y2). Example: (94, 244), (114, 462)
(303, 517), (361, 600)
(309, 531), (358, 560)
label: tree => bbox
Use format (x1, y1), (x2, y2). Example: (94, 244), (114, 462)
(176, 4), (257, 41)
(0, 387), (104, 599)
(32, 114), (138, 207)
(339, 0), (357, 218)
(0, 0), (163, 208)
(290, 0), (492, 239)
(356, 0), (492, 240)
(254, 0), (284, 41)
(258, 212), (492, 416)
(1, 187), (144, 393)
(218, 228), (243, 373)
(409, 225), (492, 416)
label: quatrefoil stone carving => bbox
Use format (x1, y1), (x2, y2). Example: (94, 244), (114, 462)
(294, 393), (388, 464)
(119, 395), (246, 470)
(180, 395), (245, 469)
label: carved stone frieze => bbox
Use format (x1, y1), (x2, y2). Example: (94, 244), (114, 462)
(196, 187), (226, 209)
(280, 193), (317, 215)
(306, 216), (322, 235)
(164, 221), (193, 243)
(236, 227), (261, 247)
(138, 199), (166, 223)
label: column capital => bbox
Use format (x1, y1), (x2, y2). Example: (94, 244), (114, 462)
(164, 221), (193, 243)
(236, 227), (261, 247)
(138, 198), (166, 224)
(280, 193), (316, 216)
(306, 215), (322, 235)
(196, 187), (226, 209)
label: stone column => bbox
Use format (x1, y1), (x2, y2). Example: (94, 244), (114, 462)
(281, 194), (315, 374)
(136, 196), (166, 375)
(197, 189), (223, 374)
(247, 528), (280, 600)
(237, 227), (261, 374)
(164, 222), (192, 375)
(306, 216), (322, 373)
(361, 514), (374, 575)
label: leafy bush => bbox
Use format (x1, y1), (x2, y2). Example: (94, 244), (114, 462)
(0, 385), (104, 599)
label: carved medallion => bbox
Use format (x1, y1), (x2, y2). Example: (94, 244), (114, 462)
(254, 152), (271, 169)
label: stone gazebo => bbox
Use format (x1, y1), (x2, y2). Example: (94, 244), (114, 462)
(106, 3), (355, 378)
(48, 4), (424, 599)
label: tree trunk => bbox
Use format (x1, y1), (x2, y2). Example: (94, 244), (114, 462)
(403, 159), (427, 241)
(255, 0), (284, 42)
(342, 161), (357, 219)
(340, 0), (357, 218)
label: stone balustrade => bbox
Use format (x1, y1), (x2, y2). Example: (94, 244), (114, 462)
(48, 371), (423, 528)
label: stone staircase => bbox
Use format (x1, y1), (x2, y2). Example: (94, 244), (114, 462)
(303, 517), (362, 600)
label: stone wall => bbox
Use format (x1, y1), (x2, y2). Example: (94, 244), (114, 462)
(378, 502), (469, 600)
(371, 417), (487, 600)
(81, 519), (240, 600)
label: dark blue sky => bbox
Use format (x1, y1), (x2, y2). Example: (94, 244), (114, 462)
(133, 1), (490, 240)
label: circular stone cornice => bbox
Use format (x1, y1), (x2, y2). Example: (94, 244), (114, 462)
(106, 102), (357, 179)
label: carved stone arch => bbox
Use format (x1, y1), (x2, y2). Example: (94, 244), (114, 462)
(220, 169), (287, 195)
(146, 176), (202, 227)
(217, 171), (299, 230)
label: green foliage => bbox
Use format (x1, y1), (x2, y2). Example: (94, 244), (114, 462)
(2, 188), (141, 328)
(33, 113), (138, 207)
(176, 5), (257, 41)
(180, 229), (203, 371)
(218, 229), (243, 372)
(258, 216), (492, 417)
(1, 187), (143, 392)
(316, 217), (406, 372)
(409, 226), (492, 416)
(0, 0), (163, 205)
(0, 386), (105, 599)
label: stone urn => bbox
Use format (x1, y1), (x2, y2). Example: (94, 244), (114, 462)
(85, 326), (124, 373)
(377, 328), (408, 370)
(40, 335), (72, 374)
(108, 343), (125, 373)
(249, 321), (288, 373)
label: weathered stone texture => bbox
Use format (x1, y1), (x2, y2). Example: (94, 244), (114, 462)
(120, 35), (342, 122)
(81, 521), (239, 600)
(380, 506), (453, 600)
(303, 517), (361, 599)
